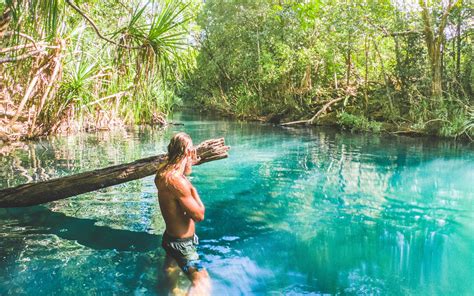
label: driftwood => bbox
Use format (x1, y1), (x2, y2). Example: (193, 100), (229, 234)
(280, 97), (345, 126)
(0, 138), (230, 208)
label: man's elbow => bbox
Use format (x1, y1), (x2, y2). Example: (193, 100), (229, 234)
(193, 211), (205, 222)
(194, 214), (205, 222)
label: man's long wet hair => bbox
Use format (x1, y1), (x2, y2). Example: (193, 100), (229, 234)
(157, 132), (193, 179)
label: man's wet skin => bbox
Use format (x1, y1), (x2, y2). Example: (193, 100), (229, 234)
(155, 133), (211, 295)
(156, 176), (202, 238)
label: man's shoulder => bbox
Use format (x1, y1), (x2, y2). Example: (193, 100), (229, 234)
(157, 174), (190, 194)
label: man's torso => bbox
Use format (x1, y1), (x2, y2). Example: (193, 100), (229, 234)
(155, 175), (195, 238)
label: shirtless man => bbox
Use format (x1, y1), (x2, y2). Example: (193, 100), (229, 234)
(155, 132), (210, 295)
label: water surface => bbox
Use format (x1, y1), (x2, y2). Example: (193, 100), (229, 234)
(1, 112), (473, 295)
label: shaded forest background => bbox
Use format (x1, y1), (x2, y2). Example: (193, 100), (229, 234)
(1, 0), (473, 140)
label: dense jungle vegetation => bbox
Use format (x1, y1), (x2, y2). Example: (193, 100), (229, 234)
(0, 0), (196, 139)
(1, 0), (473, 140)
(185, 0), (473, 138)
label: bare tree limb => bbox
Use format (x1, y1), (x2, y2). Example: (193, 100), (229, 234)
(2, 32), (41, 49)
(365, 17), (421, 38)
(280, 97), (345, 126)
(0, 43), (59, 54)
(8, 62), (50, 126)
(0, 49), (47, 63)
(383, 30), (422, 37)
(64, 0), (142, 50)
(82, 91), (129, 107)
(30, 53), (63, 136)
(1, 43), (43, 53)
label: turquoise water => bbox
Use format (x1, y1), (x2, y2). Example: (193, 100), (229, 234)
(1, 112), (473, 295)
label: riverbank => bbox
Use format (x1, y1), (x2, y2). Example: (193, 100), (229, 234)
(1, 101), (472, 146)
(193, 103), (474, 142)
(0, 95), (169, 143)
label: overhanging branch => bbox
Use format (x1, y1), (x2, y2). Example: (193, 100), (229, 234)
(65, 0), (142, 50)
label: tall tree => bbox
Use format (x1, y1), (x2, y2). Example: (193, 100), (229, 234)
(419, 0), (459, 98)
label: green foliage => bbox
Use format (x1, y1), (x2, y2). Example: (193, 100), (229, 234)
(2, 0), (197, 130)
(123, 77), (181, 123)
(183, 0), (473, 138)
(2, 0), (472, 138)
(437, 107), (474, 139)
(337, 112), (382, 133)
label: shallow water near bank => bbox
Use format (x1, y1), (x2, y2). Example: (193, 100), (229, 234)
(1, 112), (473, 295)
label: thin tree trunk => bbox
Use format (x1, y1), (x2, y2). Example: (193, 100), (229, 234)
(346, 46), (351, 86)
(256, 25), (263, 102)
(373, 40), (394, 112)
(29, 54), (62, 136)
(441, 41), (445, 85)
(456, 10), (462, 79)
(394, 36), (405, 97)
(431, 48), (443, 97)
(364, 35), (369, 112)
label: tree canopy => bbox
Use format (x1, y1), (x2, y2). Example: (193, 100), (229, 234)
(184, 0), (473, 138)
(1, 0), (473, 140)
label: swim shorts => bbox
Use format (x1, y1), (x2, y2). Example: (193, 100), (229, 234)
(161, 231), (204, 274)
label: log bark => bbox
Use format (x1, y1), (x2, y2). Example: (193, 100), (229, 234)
(0, 138), (230, 208)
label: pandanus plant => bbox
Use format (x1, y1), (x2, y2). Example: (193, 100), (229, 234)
(0, 0), (193, 139)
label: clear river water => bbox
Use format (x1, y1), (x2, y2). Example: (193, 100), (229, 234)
(0, 112), (473, 295)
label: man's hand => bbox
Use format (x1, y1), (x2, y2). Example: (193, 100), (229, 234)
(190, 147), (201, 165)
(193, 138), (229, 166)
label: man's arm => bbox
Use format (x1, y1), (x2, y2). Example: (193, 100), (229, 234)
(190, 186), (204, 208)
(168, 176), (205, 222)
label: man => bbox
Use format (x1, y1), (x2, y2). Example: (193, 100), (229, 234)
(155, 132), (210, 295)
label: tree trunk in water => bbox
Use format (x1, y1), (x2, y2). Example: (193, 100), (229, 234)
(0, 138), (230, 208)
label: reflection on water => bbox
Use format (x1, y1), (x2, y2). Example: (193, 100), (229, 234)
(0, 112), (473, 295)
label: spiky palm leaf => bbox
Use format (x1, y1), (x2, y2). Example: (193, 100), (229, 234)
(2, 0), (194, 134)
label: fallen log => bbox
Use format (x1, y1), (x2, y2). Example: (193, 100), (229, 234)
(0, 138), (230, 208)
